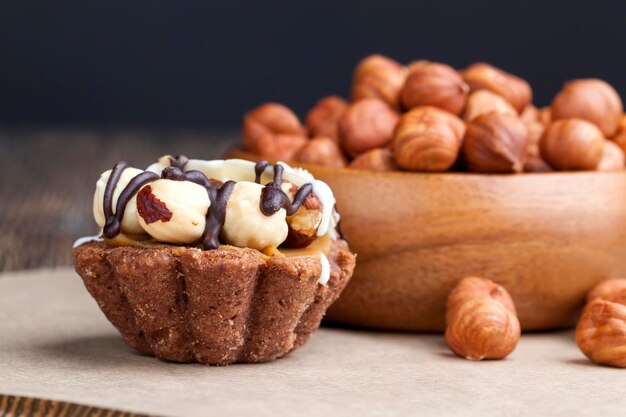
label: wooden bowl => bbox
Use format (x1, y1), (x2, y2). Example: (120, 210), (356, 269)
(228, 149), (626, 332)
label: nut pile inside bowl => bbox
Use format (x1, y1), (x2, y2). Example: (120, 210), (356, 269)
(241, 55), (626, 173)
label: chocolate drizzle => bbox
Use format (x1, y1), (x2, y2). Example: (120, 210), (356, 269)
(169, 155), (189, 170)
(203, 180), (235, 250)
(254, 161), (314, 216)
(158, 165), (235, 250)
(102, 161), (159, 238)
(99, 156), (344, 250)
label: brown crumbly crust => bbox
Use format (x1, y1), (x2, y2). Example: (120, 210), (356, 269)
(72, 240), (355, 365)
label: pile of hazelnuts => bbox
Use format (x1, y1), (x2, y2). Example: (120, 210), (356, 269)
(242, 55), (626, 173)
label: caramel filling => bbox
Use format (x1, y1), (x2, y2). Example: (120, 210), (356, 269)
(103, 233), (333, 259)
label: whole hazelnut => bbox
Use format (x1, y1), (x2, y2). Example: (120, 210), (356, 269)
(525, 120), (545, 160)
(338, 98), (400, 157)
(305, 96), (348, 142)
(598, 140), (625, 171)
(539, 106), (552, 126)
(576, 299), (626, 367)
(445, 277), (520, 361)
(349, 148), (398, 171)
(587, 278), (626, 305)
(524, 156), (553, 173)
(611, 115), (626, 154)
(519, 104), (540, 124)
(401, 61), (469, 115)
(243, 103), (308, 161)
(462, 63), (532, 112)
(351, 54), (407, 110)
(551, 79), (623, 137)
(463, 90), (517, 122)
(294, 137), (348, 168)
(540, 119), (605, 171)
(393, 106), (466, 172)
(281, 184), (323, 249)
(461, 113), (529, 173)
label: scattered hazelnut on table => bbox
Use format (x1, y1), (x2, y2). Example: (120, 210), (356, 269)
(551, 79), (623, 137)
(351, 54), (407, 110)
(597, 140), (626, 171)
(393, 106), (466, 172)
(338, 98), (400, 157)
(462, 90), (517, 122)
(539, 119), (605, 171)
(524, 156), (553, 173)
(445, 277), (521, 361)
(294, 137), (348, 168)
(349, 147), (398, 171)
(461, 63), (532, 113)
(461, 113), (529, 173)
(576, 299), (626, 368)
(401, 61), (469, 115)
(305, 96), (348, 142)
(243, 103), (308, 161)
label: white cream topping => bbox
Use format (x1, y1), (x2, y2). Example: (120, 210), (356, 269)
(93, 167), (145, 235)
(221, 181), (288, 250)
(146, 157), (340, 238)
(319, 253), (331, 285)
(136, 179), (210, 244)
(73, 231), (103, 248)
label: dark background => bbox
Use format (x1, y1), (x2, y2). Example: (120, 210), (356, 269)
(1, 0), (626, 129)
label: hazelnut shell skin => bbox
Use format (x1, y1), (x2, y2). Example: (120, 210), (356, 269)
(338, 98), (400, 157)
(294, 136), (347, 168)
(305, 96), (348, 142)
(462, 63), (532, 113)
(349, 147), (398, 171)
(351, 54), (407, 110)
(243, 103), (308, 161)
(551, 79), (623, 137)
(393, 106), (465, 172)
(445, 277), (520, 361)
(576, 299), (626, 368)
(461, 113), (529, 173)
(539, 119), (605, 171)
(401, 61), (469, 115)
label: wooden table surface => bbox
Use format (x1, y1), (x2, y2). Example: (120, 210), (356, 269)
(0, 127), (238, 272)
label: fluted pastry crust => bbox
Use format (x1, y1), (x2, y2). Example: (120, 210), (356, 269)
(73, 240), (355, 365)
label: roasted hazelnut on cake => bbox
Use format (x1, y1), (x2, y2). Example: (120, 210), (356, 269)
(72, 156), (356, 365)
(393, 106), (465, 172)
(243, 103), (308, 161)
(461, 113), (529, 173)
(461, 63), (532, 112)
(401, 61), (468, 115)
(445, 277), (520, 360)
(351, 54), (406, 110)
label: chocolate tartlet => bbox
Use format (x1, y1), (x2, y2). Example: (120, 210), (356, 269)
(73, 157), (355, 365)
